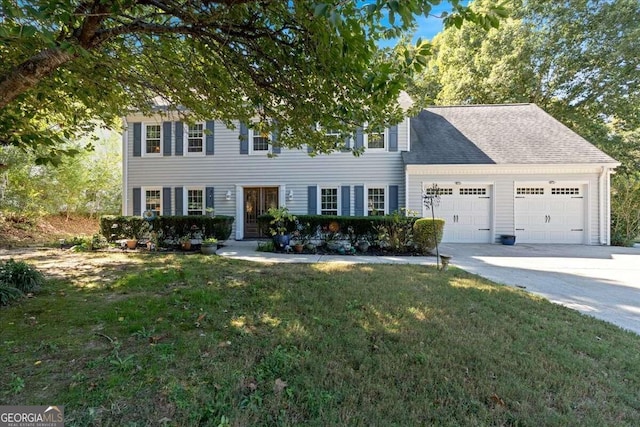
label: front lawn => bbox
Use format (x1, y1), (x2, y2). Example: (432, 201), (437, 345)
(1, 251), (639, 425)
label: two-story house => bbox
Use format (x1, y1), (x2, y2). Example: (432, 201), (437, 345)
(122, 103), (619, 244)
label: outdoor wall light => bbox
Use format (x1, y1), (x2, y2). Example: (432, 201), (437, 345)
(549, 180), (556, 184)
(455, 181), (461, 185)
(288, 190), (294, 201)
(225, 190), (232, 200)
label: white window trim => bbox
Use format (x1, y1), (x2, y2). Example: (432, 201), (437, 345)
(248, 128), (272, 155)
(184, 122), (206, 157)
(318, 186), (341, 216)
(142, 186), (163, 215)
(365, 184), (388, 216)
(364, 128), (389, 151)
(184, 187), (206, 216)
(142, 123), (163, 157)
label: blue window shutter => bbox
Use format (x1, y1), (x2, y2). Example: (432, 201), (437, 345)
(133, 187), (141, 216)
(175, 122), (183, 156)
(163, 187), (171, 215)
(175, 187), (183, 215)
(163, 122), (172, 156)
(240, 122), (249, 154)
(341, 135), (350, 152)
(308, 186), (317, 214)
(389, 185), (399, 214)
(354, 185), (364, 216)
(206, 120), (215, 155)
(341, 186), (350, 216)
(272, 128), (280, 154)
(355, 127), (364, 149)
(206, 187), (215, 209)
(389, 125), (398, 152)
(133, 123), (141, 157)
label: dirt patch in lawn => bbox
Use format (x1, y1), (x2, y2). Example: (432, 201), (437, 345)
(0, 213), (100, 248)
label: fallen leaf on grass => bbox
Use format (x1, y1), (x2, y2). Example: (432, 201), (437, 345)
(274, 378), (287, 394)
(490, 393), (506, 407)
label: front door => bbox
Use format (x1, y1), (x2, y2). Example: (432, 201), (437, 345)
(244, 187), (279, 238)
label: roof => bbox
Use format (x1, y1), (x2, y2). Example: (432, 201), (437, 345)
(403, 104), (618, 165)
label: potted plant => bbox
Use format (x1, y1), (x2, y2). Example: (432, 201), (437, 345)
(179, 234), (192, 250)
(267, 206), (297, 251)
(200, 237), (218, 255)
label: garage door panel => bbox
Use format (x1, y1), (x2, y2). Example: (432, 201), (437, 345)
(515, 184), (586, 244)
(428, 185), (492, 243)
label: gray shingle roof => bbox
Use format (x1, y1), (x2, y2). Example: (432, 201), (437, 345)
(403, 104), (618, 165)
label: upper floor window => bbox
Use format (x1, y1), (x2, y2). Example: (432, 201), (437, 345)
(321, 188), (339, 215)
(145, 124), (161, 154)
(145, 188), (161, 215)
(187, 189), (204, 215)
(249, 129), (270, 154)
(366, 129), (386, 150)
(368, 187), (385, 216)
(187, 123), (205, 154)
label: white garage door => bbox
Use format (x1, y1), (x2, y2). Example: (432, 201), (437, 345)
(425, 185), (492, 243)
(515, 184), (586, 244)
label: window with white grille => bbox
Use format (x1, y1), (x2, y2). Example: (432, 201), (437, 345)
(187, 189), (204, 215)
(516, 188), (545, 195)
(321, 188), (338, 216)
(551, 187), (580, 195)
(187, 123), (204, 153)
(145, 124), (161, 154)
(368, 188), (385, 215)
(459, 188), (487, 196)
(145, 189), (161, 215)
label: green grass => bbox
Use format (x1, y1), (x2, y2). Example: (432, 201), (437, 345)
(1, 252), (640, 426)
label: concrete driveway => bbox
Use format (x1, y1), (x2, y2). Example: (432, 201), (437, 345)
(439, 243), (640, 335)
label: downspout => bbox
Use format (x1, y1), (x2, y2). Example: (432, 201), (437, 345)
(122, 117), (128, 216)
(599, 166), (606, 245)
(606, 168), (612, 245)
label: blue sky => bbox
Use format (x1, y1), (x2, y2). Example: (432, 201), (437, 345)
(377, 0), (470, 48)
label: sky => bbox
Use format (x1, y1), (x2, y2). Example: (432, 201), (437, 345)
(377, 0), (471, 48)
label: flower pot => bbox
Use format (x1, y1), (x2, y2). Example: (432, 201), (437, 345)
(293, 244), (304, 254)
(200, 244), (218, 255)
(500, 235), (516, 245)
(181, 241), (192, 251)
(126, 239), (137, 249)
(273, 234), (290, 251)
(358, 241), (370, 253)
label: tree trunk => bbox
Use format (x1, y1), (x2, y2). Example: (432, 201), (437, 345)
(0, 48), (76, 109)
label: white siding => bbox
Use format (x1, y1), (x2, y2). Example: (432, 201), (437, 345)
(124, 116), (409, 237)
(406, 165), (606, 245)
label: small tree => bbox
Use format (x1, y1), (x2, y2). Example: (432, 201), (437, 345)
(422, 184), (443, 269)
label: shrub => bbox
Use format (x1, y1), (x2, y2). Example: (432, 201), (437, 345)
(0, 284), (23, 306)
(611, 175), (640, 246)
(100, 215), (234, 244)
(413, 218), (445, 254)
(0, 259), (45, 293)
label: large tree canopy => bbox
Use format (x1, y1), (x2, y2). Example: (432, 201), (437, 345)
(0, 0), (504, 163)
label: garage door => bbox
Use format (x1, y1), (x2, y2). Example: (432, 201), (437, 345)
(425, 185), (492, 243)
(515, 184), (586, 244)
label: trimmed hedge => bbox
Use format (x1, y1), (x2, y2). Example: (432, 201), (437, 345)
(413, 218), (445, 254)
(100, 215), (234, 243)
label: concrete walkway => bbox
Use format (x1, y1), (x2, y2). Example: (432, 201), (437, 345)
(219, 241), (640, 335)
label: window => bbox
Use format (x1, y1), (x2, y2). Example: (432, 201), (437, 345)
(187, 189), (204, 215)
(367, 130), (385, 149)
(249, 129), (270, 154)
(321, 188), (338, 215)
(145, 124), (161, 154)
(145, 189), (161, 215)
(368, 187), (385, 216)
(187, 123), (204, 154)
(517, 188), (545, 195)
(424, 187), (453, 196)
(459, 188), (487, 196)
(552, 187), (580, 195)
